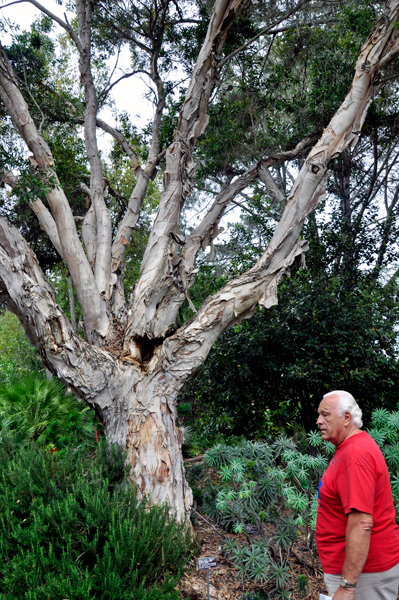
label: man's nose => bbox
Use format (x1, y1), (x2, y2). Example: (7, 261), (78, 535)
(316, 415), (322, 425)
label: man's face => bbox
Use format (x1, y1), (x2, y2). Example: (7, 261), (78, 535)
(317, 395), (347, 446)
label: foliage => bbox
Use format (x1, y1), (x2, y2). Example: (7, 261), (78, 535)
(296, 574), (308, 596)
(367, 408), (399, 508)
(194, 0), (378, 180)
(238, 592), (261, 600)
(0, 438), (194, 600)
(190, 417), (399, 594)
(187, 437), (331, 593)
(0, 310), (43, 385)
(0, 20), (87, 271)
(181, 241), (399, 437)
(176, 1), (399, 440)
(0, 372), (99, 450)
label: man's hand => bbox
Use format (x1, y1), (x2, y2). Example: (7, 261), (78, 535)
(332, 585), (356, 600)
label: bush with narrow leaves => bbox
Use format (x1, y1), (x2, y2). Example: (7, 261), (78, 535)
(0, 373), (99, 450)
(196, 435), (332, 596)
(367, 408), (399, 509)
(0, 437), (195, 600)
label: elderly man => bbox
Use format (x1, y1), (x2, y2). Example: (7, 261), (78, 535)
(316, 390), (399, 600)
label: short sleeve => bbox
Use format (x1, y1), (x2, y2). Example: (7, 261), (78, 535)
(336, 461), (376, 516)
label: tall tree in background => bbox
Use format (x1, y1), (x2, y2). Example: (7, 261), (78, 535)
(1, 0), (399, 517)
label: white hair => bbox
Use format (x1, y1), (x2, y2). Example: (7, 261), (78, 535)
(323, 390), (363, 428)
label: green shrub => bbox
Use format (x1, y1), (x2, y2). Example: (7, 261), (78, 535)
(0, 439), (194, 599)
(200, 417), (399, 595)
(367, 408), (399, 508)
(0, 310), (43, 385)
(0, 373), (99, 449)
(177, 402), (192, 416)
(200, 436), (330, 595)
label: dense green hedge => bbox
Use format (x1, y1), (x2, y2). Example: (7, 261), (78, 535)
(0, 438), (194, 600)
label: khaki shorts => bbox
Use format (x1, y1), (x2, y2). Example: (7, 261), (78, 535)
(324, 562), (399, 600)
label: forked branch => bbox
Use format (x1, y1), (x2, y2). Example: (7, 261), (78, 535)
(124, 0), (251, 349)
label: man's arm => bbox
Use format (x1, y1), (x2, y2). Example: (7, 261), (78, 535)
(332, 510), (373, 599)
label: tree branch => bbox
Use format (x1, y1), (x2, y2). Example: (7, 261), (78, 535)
(76, 0), (112, 300)
(163, 134), (318, 321)
(98, 68), (151, 104)
(26, 0), (82, 52)
(123, 0), (251, 353)
(160, 0), (399, 374)
(1, 169), (64, 257)
(0, 43), (109, 342)
(91, 117), (142, 173)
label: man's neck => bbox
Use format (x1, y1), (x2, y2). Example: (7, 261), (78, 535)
(338, 425), (362, 446)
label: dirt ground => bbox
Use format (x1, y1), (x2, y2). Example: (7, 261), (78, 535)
(178, 511), (327, 600)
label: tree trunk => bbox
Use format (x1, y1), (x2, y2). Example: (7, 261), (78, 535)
(110, 367), (193, 515)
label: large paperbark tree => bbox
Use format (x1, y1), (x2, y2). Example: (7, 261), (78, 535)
(1, 0), (399, 518)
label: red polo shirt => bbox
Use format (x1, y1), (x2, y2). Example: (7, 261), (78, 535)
(316, 431), (399, 574)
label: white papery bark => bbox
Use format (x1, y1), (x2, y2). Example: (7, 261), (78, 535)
(0, 214), (192, 517)
(159, 0), (399, 376)
(123, 0), (250, 351)
(0, 45), (109, 343)
(0, 170), (64, 257)
(76, 0), (112, 299)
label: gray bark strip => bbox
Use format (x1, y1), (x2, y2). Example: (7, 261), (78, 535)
(0, 45), (109, 342)
(160, 0), (399, 375)
(0, 170), (64, 257)
(67, 274), (77, 333)
(93, 117), (141, 173)
(82, 205), (97, 267)
(258, 164), (285, 204)
(110, 43), (168, 295)
(76, 0), (112, 299)
(124, 0), (250, 350)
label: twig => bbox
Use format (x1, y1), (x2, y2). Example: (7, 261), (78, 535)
(184, 454), (205, 464)
(291, 547), (316, 571)
(192, 508), (226, 539)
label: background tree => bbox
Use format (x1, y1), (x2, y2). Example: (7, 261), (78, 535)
(0, 0), (399, 518)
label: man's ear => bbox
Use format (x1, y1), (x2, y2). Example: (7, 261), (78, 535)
(344, 410), (351, 424)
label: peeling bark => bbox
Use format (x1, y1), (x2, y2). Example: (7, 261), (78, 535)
(124, 0), (250, 347)
(0, 170), (64, 257)
(0, 215), (191, 517)
(159, 0), (399, 376)
(0, 45), (109, 342)
(76, 0), (112, 299)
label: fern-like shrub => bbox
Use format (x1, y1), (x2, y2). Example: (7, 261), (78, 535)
(367, 408), (399, 508)
(197, 420), (399, 595)
(0, 373), (99, 450)
(0, 438), (194, 600)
